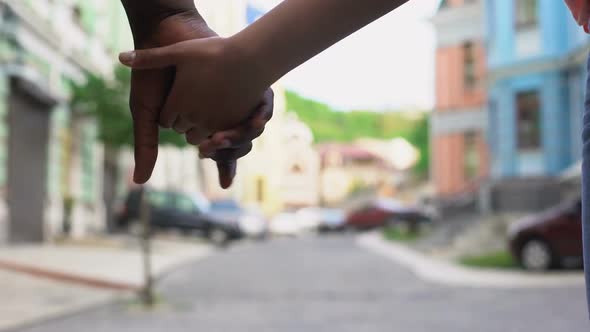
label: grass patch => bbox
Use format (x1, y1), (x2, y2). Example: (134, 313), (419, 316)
(460, 250), (518, 269)
(382, 226), (421, 243)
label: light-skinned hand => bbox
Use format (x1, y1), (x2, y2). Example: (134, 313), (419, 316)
(119, 37), (270, 154)
(122, 7), (273, 187)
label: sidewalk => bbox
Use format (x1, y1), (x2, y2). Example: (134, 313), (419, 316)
(357, 232), (585, 288)
(0, 269), (116, 331)
(0, 236), (213, 331)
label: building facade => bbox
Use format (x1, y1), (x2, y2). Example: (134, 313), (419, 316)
(276, 113), (320, 209)
(0, 0), (130, 243)
(197, 0), (320, 216)
(317, 143), (394, 206)
(485, 0), (588, 210)
(431, 0), (490, 199)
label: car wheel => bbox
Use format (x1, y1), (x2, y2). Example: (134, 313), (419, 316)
(209, 228), (229, 247)
(520, 239), (554, 271)
(181, 228), (194, 237)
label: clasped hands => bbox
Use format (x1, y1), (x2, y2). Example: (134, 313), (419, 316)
(123, 7), (273, 188)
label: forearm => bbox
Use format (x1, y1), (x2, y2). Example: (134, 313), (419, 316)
(230, 0), (409, 85)
(121, 0), (204, 46)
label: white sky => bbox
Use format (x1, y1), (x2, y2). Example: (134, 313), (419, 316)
(252, 0), (441, 111)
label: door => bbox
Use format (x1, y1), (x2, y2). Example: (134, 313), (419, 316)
(556, 201), (583, 257)
(146, 191), (176, 229)
(7, 85), (51, 243)
(172, 193), (206, 230)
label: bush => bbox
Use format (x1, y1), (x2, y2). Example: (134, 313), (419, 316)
(460, 251), (517, 269)
(382, 226), (420, 243)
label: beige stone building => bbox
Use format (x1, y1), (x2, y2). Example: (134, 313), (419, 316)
(317, 143), (396, 206)
(197, 0), (322, 216)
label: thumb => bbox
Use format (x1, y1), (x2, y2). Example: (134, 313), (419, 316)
(119, 45), (181, 69)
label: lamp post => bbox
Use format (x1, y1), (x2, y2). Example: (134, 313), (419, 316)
(139, 186), (155, 307)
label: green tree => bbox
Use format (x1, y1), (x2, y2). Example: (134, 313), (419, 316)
(71, 66), (186, 149)
(409, 114), (430, 178)
(70, 66), (187, 231)
(286, 89), (431, 175)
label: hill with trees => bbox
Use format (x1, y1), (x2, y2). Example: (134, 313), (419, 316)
(285, 90), (430, 176)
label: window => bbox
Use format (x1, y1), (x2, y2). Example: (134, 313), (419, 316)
(516, 91), (541, 151)
(174, 194), (197, 213)
(463, 42), (477, 90)
(464, 132), (479, 180)
(147, 192), (170, 209)
(256, 177), (265, 203)
(515, 0), (538, 29)
(72, 5), (83, 28)
(291, 164), (304, 174)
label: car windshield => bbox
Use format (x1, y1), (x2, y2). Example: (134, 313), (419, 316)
(210, 200), (241, 212)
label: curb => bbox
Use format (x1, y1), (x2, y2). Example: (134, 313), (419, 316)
(0, 260), (140, 291)
(357, 232), (585, 289)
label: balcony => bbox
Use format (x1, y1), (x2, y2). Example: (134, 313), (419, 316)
(431, 0), (485, 48)
(515, 26), (541, 60)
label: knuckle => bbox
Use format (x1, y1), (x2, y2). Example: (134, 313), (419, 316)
(253, 126), (265, 138)
(186, 136), (199, 145)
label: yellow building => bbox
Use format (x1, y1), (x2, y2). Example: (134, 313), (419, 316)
(196, 0), (288, 215)
(317, 143), (396, 206)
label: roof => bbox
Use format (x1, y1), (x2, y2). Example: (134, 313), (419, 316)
(316, 143), (392, 170)
(316, 143), (380, 161)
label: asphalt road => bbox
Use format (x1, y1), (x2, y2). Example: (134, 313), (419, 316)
(15, 235), (589, 332)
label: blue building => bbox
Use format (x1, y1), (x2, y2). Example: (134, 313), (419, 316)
(485, 0), (589, 209)
(487, 0), (588, 177)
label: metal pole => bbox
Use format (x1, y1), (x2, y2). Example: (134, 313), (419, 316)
(139, 186), (155, 307)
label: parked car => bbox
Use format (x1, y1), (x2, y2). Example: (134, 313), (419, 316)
(115, 189), (242, 246)
(346, 198), (433, 230)
(269, 212), (302, 236)
(295, 208), (323, 233)
(508, 198), (582, 271)
(317, 208), (347, 233)
(208, 199), (268, 239)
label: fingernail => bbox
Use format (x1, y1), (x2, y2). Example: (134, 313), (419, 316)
(119, 51), (136, 65)
(133, 171), (146, 184)
(220, 170), (236, 189)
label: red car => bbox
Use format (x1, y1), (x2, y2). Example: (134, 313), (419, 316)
(508, 198), (582, 271)
(346, 199), (433, 230)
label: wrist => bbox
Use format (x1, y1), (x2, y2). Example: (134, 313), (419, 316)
(121, 1), (205, 47)
(225, 34), (277, 89)
(121, 0), (196, 20)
